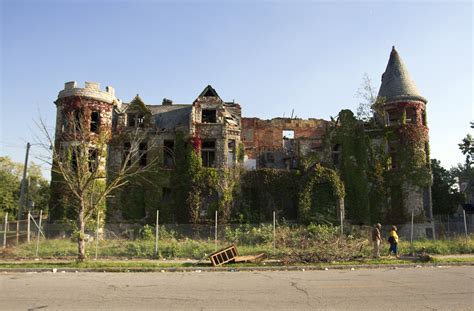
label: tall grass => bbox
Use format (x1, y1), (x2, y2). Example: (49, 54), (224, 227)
(2, 225), (473, 260)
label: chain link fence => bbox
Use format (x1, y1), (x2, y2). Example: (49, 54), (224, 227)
(1, 210), (473, 259)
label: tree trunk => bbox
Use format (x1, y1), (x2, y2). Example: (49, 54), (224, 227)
(78, 200), (86, 261)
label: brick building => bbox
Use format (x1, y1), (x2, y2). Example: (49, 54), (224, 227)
(50, 47), (433, 229)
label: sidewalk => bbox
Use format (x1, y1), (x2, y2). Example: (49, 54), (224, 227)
(0, 255), (473, 273)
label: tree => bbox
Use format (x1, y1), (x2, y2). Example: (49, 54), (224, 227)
(39, 112), (159, 261)
(458, 130), (474, 168)
(0, 156), (49, 217)
(355, 73), (377, 122)
(431, 159), (463, 215)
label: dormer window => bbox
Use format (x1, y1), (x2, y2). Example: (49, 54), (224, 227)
(128, 113), (145, 127)
(202, 109), (217, 123)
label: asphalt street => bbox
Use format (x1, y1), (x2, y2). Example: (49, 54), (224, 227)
(0, 266), (473, 310)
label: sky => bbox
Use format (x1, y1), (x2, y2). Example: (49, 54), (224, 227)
(0, 0), (472, 178)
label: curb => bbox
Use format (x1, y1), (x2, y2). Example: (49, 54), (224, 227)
(1, 261), (473, 273)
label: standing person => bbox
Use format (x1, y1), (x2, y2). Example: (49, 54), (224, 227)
(371, 223), (382, 258)
(388, 225), (399, 258)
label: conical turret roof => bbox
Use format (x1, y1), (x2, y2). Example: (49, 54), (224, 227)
(378, 47), (426, 103)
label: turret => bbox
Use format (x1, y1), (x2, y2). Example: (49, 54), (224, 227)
(50, 81), (118, 221)
(377, 47), (432, 225)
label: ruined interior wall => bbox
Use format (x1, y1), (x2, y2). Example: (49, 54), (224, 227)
(241, 117), (329, 168)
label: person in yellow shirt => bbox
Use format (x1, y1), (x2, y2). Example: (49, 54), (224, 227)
(388, 225), (399, 258)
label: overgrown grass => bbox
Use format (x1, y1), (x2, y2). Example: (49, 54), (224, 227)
(1, 225), (473, 262)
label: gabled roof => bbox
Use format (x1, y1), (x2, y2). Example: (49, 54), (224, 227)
(378, 47), (427, 104)
(198, 85), (220, 99)
(127, 95), (151, 115)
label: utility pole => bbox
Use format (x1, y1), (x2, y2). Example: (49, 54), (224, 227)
(18, 142), (31, 220)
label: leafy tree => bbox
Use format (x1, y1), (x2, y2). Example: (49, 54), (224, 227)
(458, 125), (474, 168)
(431, 159), (463, 215)
(0, 156), (49, 217)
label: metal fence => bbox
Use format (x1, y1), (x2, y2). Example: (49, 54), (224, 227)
(1, 210), (472, 258)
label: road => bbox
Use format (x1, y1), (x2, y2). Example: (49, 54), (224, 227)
(0, 266), (473, 310)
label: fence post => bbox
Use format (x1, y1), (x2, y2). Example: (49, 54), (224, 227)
(273, 211), (276, 256)
(16, 220), (19, 246)
(215, 211), (218, 251)
(35, 210), (42, 257)
(95, 210), (100, 260)
(27, 211), (31, 243)
(447, 214), (450, 238)
(3, 213), (8, 249)
(154, 210), (159, 258)
(463, 209), (469, 243)
(410, 209), (414, 253)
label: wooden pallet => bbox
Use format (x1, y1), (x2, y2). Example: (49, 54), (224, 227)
(209, 244), (239, 266)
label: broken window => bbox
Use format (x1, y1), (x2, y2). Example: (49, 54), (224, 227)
(88, 148), (99, 173)
(163, 140), (174, 168)
(405, 108), (417, 124)
(90, 111), (100, 133)
(386, 110), (399, 126)
(332, 144), (341, 166)
(227, 140), (235, 167)
(201, 140), (216, 167)
(128, 113), (145, 127)
(139, 143), (147, 167)
(123, 142), (131, 167)
(202, 109), (217, 123)
(282, 130), (295, 139)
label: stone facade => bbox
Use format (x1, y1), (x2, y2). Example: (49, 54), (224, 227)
(50, 47), (433, 226)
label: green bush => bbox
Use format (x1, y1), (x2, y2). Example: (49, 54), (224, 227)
(224, 224), (273, 245)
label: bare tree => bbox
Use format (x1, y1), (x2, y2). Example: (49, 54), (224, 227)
(38, 111), (159, 261)
(356, 73), (377, 122)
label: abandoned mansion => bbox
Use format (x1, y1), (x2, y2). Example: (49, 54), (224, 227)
(50, 47), (433, 227)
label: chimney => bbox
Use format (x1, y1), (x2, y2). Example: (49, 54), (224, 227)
(162, 98), (173, 106)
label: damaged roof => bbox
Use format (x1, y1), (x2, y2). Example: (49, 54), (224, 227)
(149, 104), (192, 131)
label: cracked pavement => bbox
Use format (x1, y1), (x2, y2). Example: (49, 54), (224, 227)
(0, 266), (472, 310)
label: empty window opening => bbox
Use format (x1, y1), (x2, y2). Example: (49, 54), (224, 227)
(90, 111), (100, 133)
(128, 113), (145, 127)
(123, 142), (131, 167)
(422, 111), (427, 126)
(283, 130), (295, 139)
(88, 148), (99, 173)
(405, 108), (417, 124)
(227, 140), (236, 167)
(202, 109), (217, 123)
(164, 140), (175, 168)
(201, 140), (216, 167)
(386, 110), (399, 126)
(332, 144), (341, 166)
(139, 143), (147, 167)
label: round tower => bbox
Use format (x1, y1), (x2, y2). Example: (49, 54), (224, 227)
(377, 47), (432, 226)
(50, 81), (117, 221)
